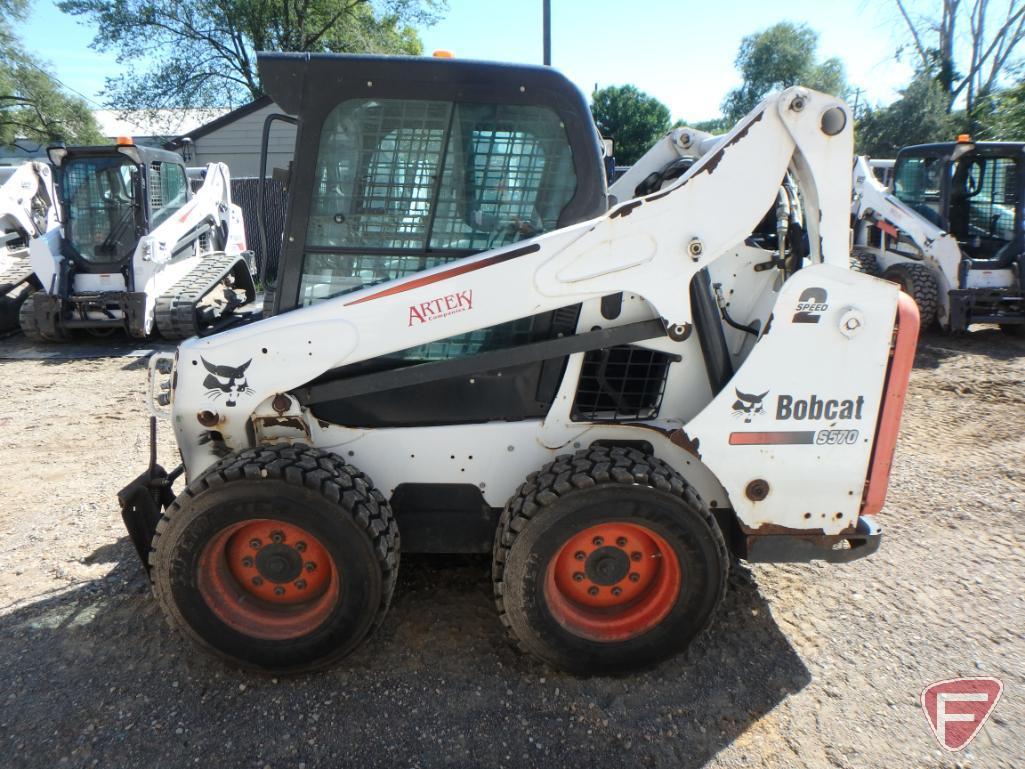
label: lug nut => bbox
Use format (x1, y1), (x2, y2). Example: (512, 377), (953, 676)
(274, 586), (286, 596)
(592, 536), (604, 546)
(572, 572), (584, 582)
(305, 561), (317, 572)
(611, 587), (622, 597)
(629, 572), (640, 582)
(574, 550), (586, 560)
(616, 537), (627, 547)
(241, 556), (254, 568)
(630, 551), (642, 561)
(295, 541), (307, 553)
(249, 538), (262, 550)
(270, 530), (285, 544)
(587, 586), (599, 596)
(295, 579), (307, 590)
(251, 576), (263, 586)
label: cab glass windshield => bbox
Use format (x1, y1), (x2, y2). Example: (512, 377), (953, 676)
(62, 156), (140, 263)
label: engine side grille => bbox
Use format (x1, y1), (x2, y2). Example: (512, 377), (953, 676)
(572, 345), (674, 422)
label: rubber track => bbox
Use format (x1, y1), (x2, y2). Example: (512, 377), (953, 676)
(150, 444), (400, 636)
(491, 445), (728, 653)
(0, 260), (34, 295)
(154, 252), (250, 339)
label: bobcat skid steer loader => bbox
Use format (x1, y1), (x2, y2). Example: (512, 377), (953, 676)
(119, 53), (919, 675)
(0, 161), (60, 331)
(851, 140), (1025, 334)
(19, 141), (256, 341)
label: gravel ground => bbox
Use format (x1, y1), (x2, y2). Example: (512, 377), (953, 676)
(0, 329), (1022, 769)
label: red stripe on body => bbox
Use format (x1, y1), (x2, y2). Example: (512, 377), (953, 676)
(729, 431), (816, 446)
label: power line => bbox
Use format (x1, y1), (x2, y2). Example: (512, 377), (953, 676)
(16, 54), (107, 111)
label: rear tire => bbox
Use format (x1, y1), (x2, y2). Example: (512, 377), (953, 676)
(493, 446), (727, 674)
(150, 444), (399, 673)
(882, 262), (939, 329)
(849, 249), (881, 276)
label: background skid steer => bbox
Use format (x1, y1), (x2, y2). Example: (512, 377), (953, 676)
(0, 161), (60, 331)
(119, 53), (918, 675)
(20, 141), (256, 341)
(852, 140), (1025, 334)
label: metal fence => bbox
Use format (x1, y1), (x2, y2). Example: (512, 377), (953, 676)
(230, 177), (288, 283)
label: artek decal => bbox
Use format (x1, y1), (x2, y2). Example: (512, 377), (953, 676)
(792, 287), (828, 324)
(202, 358), (253, 407)
(408, 289), (473, 326)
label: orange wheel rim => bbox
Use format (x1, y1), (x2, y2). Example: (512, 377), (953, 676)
(544, 522), (681, 642)
(197, 519), (340, 641)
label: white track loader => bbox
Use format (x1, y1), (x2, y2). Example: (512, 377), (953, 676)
(0, 161), (60, 330)
(118, 54), (919, 675)
(851, 141), (1025, 334)
(20, 141), (256, 341)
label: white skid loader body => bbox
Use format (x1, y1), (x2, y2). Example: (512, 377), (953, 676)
(0, 161), (60, 272)
(155, 88), (911, 545)
(851, 155), (964, 322)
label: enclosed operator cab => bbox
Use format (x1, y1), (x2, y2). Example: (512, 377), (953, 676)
(260, 53), (608, 428)
(892, 140), (1025, 329)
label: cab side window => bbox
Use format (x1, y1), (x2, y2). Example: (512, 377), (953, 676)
(150, 162), (189, 228)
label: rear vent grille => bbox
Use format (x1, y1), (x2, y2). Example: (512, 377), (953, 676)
(572, 345), (674, 422)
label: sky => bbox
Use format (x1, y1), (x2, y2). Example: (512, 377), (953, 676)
(18, 0), (917, 121)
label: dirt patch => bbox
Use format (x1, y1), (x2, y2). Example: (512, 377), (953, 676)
(0, 328), (1023, 768)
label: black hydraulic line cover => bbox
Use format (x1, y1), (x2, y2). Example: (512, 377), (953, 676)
(295, 319), (667, 406)
(690, 269), (734, 396)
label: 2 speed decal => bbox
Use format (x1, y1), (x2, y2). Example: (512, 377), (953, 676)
(792, 287), (828, 324)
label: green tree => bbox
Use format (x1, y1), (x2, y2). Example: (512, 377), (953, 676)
(855, 75), (957, 156)
(59, 0), (446, 112)
(722, 21), (848, 123)
(591, 85), (671, 166)
(892, 0), (1025, 126)
(0, 0), (102, 144)
(974, 77), (1025, 137)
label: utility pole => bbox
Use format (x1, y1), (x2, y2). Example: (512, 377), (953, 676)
(543, 0), (551, 65)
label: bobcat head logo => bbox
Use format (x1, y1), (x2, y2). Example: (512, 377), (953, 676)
(732, 388), (769, 423)
(202, 358), (253, 407)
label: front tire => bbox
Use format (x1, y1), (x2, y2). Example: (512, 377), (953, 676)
(882, 262), (940, 329)
(493, 447), (727, 674)
(150, 444), (399, 673)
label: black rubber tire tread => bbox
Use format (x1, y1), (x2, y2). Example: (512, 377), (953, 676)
(149, 443), (399, 673)
(849, 249), (881, 276)
(882, 262), (939, 329)
(493, 445), (728, 674)
(154, 252), (255, 340)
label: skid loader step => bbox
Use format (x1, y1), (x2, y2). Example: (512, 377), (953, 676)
(154, 252), (255, 340)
